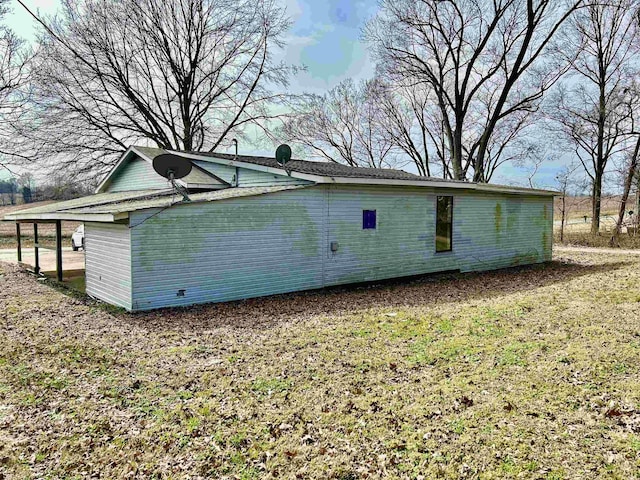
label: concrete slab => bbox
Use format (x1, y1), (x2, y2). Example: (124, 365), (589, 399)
(0, 247), (85, 272)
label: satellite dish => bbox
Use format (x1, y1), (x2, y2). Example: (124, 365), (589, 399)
(152, 153), (192, 202)
(275, 144), (292, 166)
(152, 153), (193, 180)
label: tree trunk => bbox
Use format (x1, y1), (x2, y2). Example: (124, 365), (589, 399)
(613, 139), (640, 239)
(560, 194), (566, 243)
(636, 173), (640, 223)
(452, 123), (464, 180)
(591, 171), (603, 235)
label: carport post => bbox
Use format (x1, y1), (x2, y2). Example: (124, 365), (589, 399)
(16, 223), (21, 262)
(33, 223), (39, 275)
(55, 220), (62, 282)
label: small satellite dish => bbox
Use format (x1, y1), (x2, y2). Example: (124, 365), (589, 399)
(152, 153), (192, 202)
(275, 144), (292, 166)
(152, 153), (193, 180)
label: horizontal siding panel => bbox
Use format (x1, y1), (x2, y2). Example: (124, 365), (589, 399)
(237, 168), (310, 187)
(129, 187), (325, 310)
(106, 157), (168, 192)
(91, 182), (552, 312)
(192, 161), (312, 188)
(85, 223), (132, 309)
(192, 161), (236, 183)
(324, 185), (552, 286)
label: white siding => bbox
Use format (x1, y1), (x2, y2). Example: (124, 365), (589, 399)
(85, 223), (132, 310)
(89, 184), (552, 312)
(128, 188), (325, 310)
(192, 160), (310, 187)
(323, 185), (552, 286)
(105, 157), (169, 192)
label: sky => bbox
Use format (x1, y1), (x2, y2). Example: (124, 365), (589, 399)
(7, 0), (378, 90)
(3, 0), (568, 189)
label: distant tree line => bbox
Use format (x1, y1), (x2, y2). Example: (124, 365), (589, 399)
(0, 172), (94, 205)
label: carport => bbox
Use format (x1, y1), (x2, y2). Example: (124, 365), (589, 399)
(9, 220), (85, 282)
(3, 190), (144, 283)
(14, 220), (65, 280)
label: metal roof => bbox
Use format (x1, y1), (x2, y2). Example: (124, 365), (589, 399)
(134, 146), (424, 181)
(192, 152), (426, 181)
(3, 185), (309, 222)
(128, 146), (557, 196)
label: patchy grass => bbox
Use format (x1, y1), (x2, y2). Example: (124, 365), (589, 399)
(0, 234), (73, 249)
(1, 252), (640, 478)
(555, 231), (640, 249)
(62, 274), (86, 294)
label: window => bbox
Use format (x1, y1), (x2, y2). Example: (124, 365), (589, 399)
(436, 196), (453, 252)
(363, 210), (376, 229)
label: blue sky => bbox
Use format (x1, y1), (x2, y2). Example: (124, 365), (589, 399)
(282, 0), (377, 92)
(4, 0), (567, 188)
(7, 0), (378, 89)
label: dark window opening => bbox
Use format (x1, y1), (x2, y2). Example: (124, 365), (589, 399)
(436, 196), (453, 252)
(363, 210), (376, 229)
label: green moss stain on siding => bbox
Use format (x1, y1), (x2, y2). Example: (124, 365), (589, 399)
(129, 188), (326, 309)
(494, 202), (503, 245)
(125, 185), (554, 310)
(133, 202), (319, 270)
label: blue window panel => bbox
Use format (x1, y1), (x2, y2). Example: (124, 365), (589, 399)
(363, 210), (377, 229)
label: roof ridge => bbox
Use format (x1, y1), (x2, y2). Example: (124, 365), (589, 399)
(166, 148), (430, 181)
(201, 151), (416, 173)
(198, 151), (417, 170)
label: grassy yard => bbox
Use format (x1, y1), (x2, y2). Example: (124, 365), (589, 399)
(1, 252), (640, 479)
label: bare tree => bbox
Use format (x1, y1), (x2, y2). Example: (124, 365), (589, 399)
(612, 148), (639, 238)
(282, 79), (397, 168)
(555, 163), (580, 242)
(612, 84), (640, 240)
(364, 0), (586, 182)
(0, 0), (31, 170)
(372, 80), (447, 177)
(18, 0), (296, 176)
(550, 0), (639, 235)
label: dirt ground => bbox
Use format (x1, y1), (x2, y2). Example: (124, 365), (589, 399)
(0, 247), (85, 273)
(1, 252), (640, 479)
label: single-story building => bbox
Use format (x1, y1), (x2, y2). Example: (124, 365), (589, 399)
(4, 146), (555, 311)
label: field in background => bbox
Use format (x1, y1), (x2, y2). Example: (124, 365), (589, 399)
(1, 251), (640, 478)
(553, 195), (626, 221)
(553, 195), (640, 247)
(0, 202), (79, 249)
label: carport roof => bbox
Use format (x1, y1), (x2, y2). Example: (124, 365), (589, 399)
(3, 185), (309, 223)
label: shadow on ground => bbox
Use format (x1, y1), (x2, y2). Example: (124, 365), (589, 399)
(119, 256), (633, 332)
